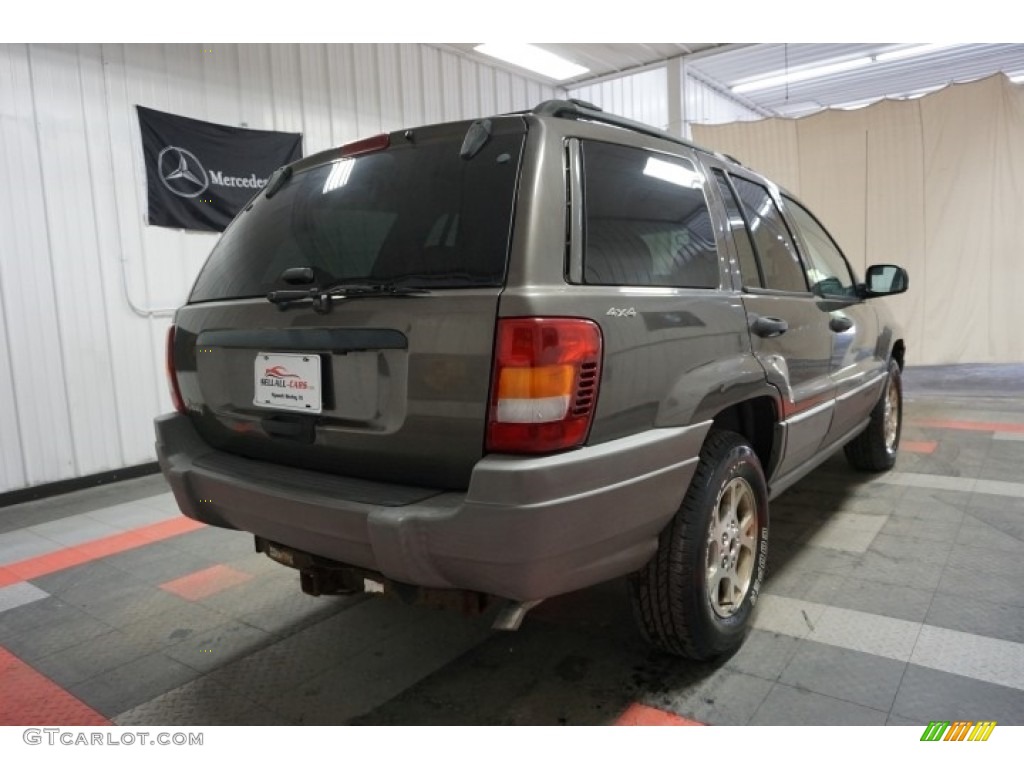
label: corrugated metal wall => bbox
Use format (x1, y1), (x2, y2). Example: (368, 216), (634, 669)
(568, 66), (761, 136)
(684, 77), (764, 128)
(568, 67), (670, 130)
(0, 43), (562, 494)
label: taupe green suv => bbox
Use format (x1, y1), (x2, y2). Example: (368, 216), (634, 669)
(156, 100), (908, 660)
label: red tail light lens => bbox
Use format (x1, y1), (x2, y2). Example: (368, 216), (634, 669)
(339, 133), (390, 158)
(166, 325), (186, 415)
(486, 318), (603, 454)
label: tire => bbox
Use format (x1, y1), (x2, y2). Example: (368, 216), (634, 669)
(630, 430), (769, 660)
(844, 358), (902, 472)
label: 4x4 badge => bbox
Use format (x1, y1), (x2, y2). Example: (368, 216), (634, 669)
(606, 307), (637, 318)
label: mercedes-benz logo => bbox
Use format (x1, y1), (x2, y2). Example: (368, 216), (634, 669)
(157, 146), (209, 198)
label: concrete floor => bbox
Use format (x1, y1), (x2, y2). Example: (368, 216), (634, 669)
(1, 365), (1023, 726)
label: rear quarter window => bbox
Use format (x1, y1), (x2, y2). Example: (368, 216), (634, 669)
(581, 141), (720, 289)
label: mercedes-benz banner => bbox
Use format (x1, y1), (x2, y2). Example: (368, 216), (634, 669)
(138, 106), (303, 232)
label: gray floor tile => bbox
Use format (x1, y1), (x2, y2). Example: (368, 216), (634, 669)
(1, 602), (112, 661)
(945, 545), (1024, 579)
(868, 532), (953, 564)
(205, 572), (357, 636)
(779, 640), (907, 710)
(0, 595), (79, 637)
(850, 551), (944, 591)
(771, 545), (862, 578)
(100, 541), (221, 586)
(835, 495), (904, 515)
(766, 519), (809, 543)
(880, 516), (962, 543)
(724, 628), (803, 681)
(30, 559), (127, 597)
(968, 492), (1024, 515)
(163, 620), (275, 673)
(27, 516), (124, 547)
(955, 514), (1024, 554)
(0, 529), (60, 565)
(799, 572), (846, 605)
(925, 592), (1024, 645)
(976, 453), (1024, 482)
(891, 664), (1024, 724)
(113, 675), (286, 725)
(59, 577), (173, 626)
(267, 607), (493, 724)
(0, 581), (49, 614)
(70, 651), (203, 718)
(0, 501), (92, 535)
(749, 683), (888, 725)
(115, 596), (230, 647)
(938, 563), (1024, 607)
(135, 493), (183, 515)
(890, 490), (972, 518)
(30, 628), (160, 687)
(911, 624), (1024, 692)
(209, 599), (414, 703)
(84, 501), (178, 530)
(763, 561), (814, 600)
(887, 712), (924, 726)
(161, 526), (256, 561)
(662, 667), (774, 725)
(807, 574), (933, 623)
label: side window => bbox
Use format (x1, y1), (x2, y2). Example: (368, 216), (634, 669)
(581, 141), (719, 288)
(729, 176), (808, 293)
(784, 197), (857, 298)
(712, 169), (762, 288)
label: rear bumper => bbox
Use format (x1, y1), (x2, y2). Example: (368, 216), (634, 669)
(155, 413), (709, 601)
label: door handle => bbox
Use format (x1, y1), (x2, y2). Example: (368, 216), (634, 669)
(829, 316), (854, 333)
(751, 316), (789, 338)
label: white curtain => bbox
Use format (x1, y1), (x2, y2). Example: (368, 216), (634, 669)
(693, 74), (1024, 365)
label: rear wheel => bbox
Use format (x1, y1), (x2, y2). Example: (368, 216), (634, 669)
(630, 430), (769, 660)
(844, 358), (902, 471)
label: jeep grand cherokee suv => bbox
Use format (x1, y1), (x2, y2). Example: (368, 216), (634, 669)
(156, 100), (908, 660)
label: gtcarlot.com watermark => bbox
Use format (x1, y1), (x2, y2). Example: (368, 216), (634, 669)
(23, 729), (203, 747)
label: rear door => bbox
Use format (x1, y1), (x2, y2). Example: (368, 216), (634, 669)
(708, 168), (836, 479)
(172, 118), (527, 490)
(779, 196), (886, 447)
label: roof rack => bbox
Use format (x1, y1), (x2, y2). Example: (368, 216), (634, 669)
(531, 99), (743, 167)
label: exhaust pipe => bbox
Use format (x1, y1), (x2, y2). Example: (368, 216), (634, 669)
(492, 599), (543, 631)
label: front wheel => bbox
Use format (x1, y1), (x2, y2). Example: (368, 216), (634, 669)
(630, 430), (769, 660)
(844, 358), (902, 472)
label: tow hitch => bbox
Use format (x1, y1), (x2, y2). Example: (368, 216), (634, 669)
(254, 536), (541, 629)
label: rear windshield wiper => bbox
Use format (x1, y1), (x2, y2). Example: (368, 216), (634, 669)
(267, 281), (429, 313)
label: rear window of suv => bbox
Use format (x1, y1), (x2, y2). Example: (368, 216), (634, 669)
(189, 126), (525, 303)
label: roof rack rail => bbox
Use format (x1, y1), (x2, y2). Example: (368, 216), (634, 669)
(531, 99), (744, 167)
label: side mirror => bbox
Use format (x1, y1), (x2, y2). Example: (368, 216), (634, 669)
(863, 264), (909, 297)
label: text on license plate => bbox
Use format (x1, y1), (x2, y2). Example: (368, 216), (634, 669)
(253, 352), (322, 413)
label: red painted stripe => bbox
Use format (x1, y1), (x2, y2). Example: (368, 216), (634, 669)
(912, 418), (1024, 433)
(0, 646), (109, 725)
(615, 702), (703, 726)
(161, 564), (253, 601)
(901, 440), (938, 454)
(0, 517), (205, 589)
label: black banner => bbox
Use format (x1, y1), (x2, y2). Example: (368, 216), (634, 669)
(137, 106), (302, 232)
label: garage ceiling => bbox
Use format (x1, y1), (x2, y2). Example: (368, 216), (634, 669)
(445, 43), (1024, 118)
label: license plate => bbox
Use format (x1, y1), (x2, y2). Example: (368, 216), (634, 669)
(253, 352), (322, 413)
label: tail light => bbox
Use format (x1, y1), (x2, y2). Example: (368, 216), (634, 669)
(486, 318), (603, 454)
(339, 133), (390, 158)
(166, 325), (186, 415)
